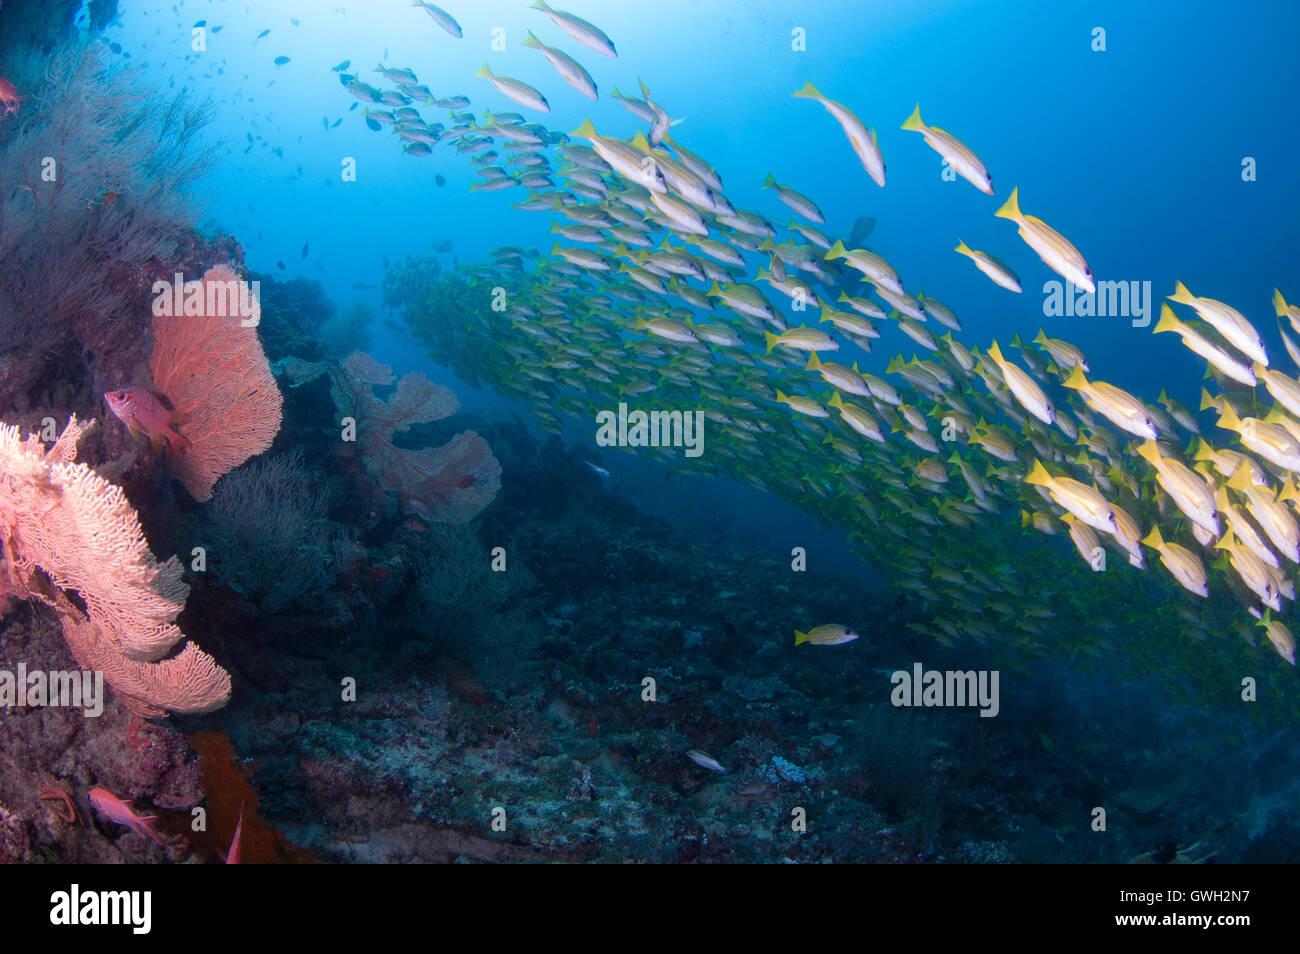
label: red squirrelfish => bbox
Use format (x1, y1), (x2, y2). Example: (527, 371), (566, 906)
(104, 388), (191, 454)
(88, 787), (168, 847)
(0, 78), (23, 116)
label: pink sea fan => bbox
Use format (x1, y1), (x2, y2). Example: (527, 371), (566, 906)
(279, 351), (501, 522)
(149, 263), (283, 501)
(372, 431), (503, 524)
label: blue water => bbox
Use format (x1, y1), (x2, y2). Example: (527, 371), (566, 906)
(104, 0), (1298, 397)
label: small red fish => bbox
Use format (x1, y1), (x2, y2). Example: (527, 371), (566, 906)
(0, 78), (23, 116)
(104, 387), (191, 454)
(88, 787), (168, 847)
(222, 802), (245, 864)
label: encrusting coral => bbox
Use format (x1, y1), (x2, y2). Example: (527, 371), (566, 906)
(0, 415), (230, 717)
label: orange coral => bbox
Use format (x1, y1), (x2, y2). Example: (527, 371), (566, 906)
(149, 264), (283, 501)
(188, 731), (313, 864)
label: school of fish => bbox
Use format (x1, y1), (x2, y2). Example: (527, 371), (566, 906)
(340, 2), (1299, 695)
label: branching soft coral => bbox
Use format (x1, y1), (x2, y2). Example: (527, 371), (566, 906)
(0, 42), (213, 407)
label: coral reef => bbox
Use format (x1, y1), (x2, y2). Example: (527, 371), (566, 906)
(0, 44), (212, 412)
(0, 416), (230, 717)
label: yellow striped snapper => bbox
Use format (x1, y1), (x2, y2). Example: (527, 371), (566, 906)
(1213, 402), (1300, 473)
(756, 267), (816, 303)
(628, 132), (716, 211)
(954, 239), (1022, 293)
(986, 341), (1054, 424)
(795, 623), (860, 646)
(994, 188), (1094, 294)
(878, 287), (927, 322)
(649, 189), (709, 235)
(1135, 439), (1220, 537)
(1062, 365), (1159, 439)
(761, 172), (824, 223)
(531, 0), (617, 58)
(940, 333), (976, 372)
(1273, 288), (1300, 334)
(790, 222), (833, 250)
(1109, 503), (1146, 568)
(900, 103), (993, 195)
(1168, 281), (1267, 366)
(765, 327), (839, 354)
(793, 82), (885, 187)
(1254, 364), (1300, 419)
(473, 63), (549, 112)
(898, 316), (939, 351)
(826, 395), (889, 441)
(1025, 460), (1118, 534)
(1218, 530), (1282, 611)
(860, 372), (901, 406)
(662, 133), (723, 192)
(1215, 488), (1279, 569)
(521, 30), (597, 100)
(915, 458), (948, 484)
(918, 290), (962, 331)
(414, 2), (463, 37)
(1154, 304), (1257, 386)
(825, 240), (903, 295)
(1153, 389), (1199, 435)
(1256, 611), (1297, 665)
(571, 118), (667, 193)
(1141, 526), (1208, 597)
(551, 243), (610, 270)
(1032, 329), (1088, 372)
(687, 319), (743, 347)
(1227, 467), (1300, 562)
(836, 292), (888, 320)
(634, 312), (696, 343)
(685, 236), (746, 267)
(775, 389), (829, 418)
(949, 451), (988, 502)
(805, 352), (871, 396)
(1061, 513), (1103, 566)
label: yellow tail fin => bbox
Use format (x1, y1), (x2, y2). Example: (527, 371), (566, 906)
(900, 103), (925, 132)
(1154, 303), (1182, 334)
(1168, 280), (1197, 305)
(1063, 363), (1088, 390)
(994, 186), (1021, 221)
(1025, 459), (1052, 488)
